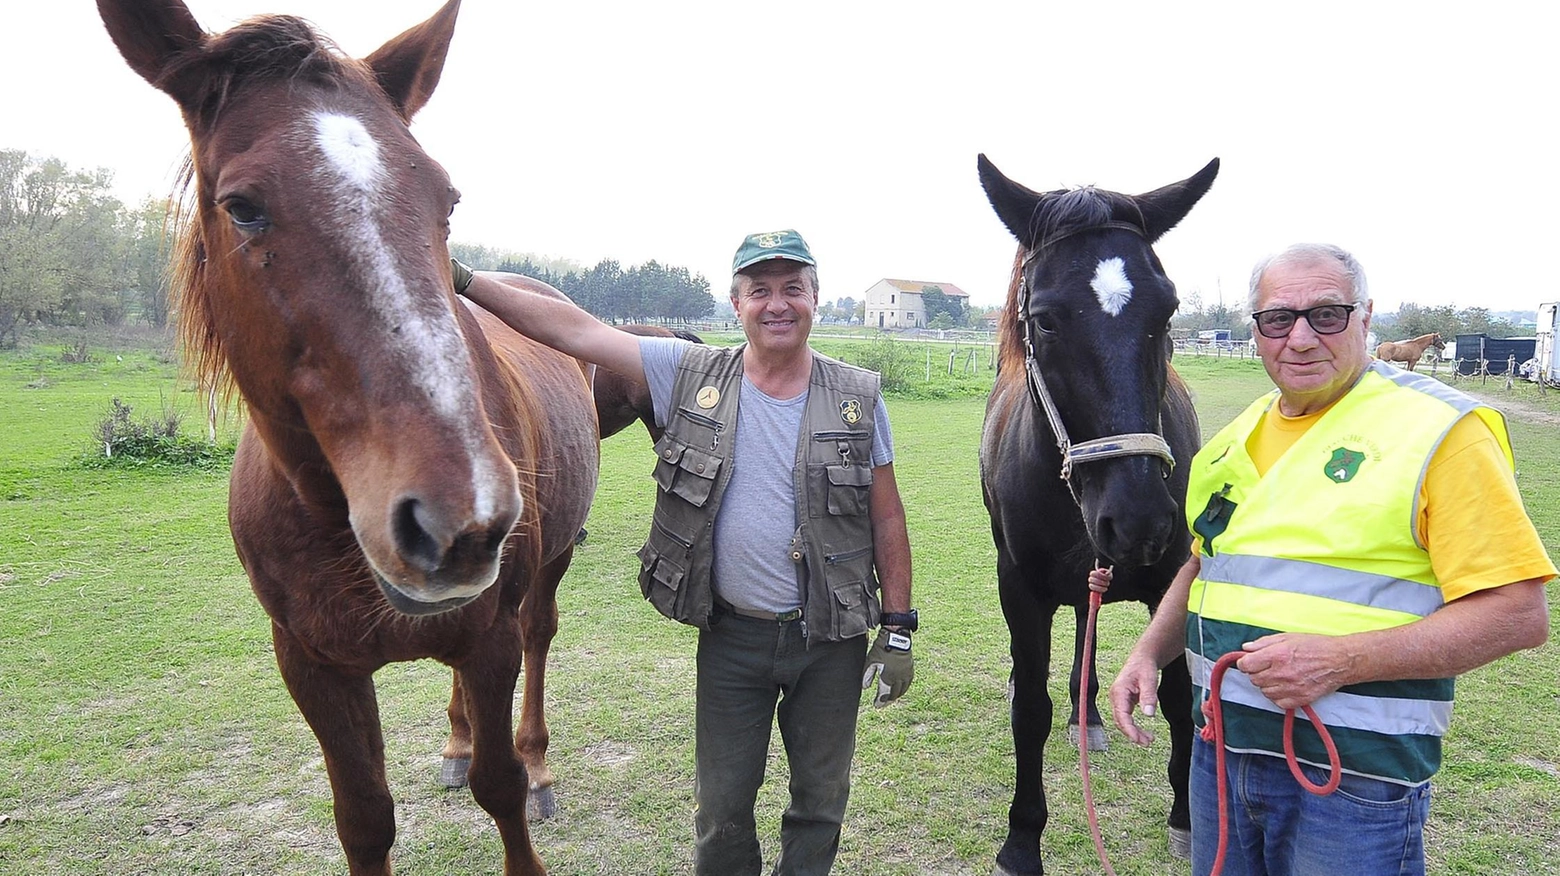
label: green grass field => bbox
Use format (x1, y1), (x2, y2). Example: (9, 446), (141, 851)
(1, 336), (1556, 875)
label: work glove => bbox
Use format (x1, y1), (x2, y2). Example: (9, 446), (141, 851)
(862, 627), (914, 707)
(450, 258), (474, 294)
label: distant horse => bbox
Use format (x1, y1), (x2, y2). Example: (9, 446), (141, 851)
(98, 2), (598, 875)
(1377, 332), (1444, 371)
(597, 324), (705, 441)
(977, 154), (1216, 875)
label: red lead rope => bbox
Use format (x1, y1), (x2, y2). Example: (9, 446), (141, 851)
(1201, 651), (1342, 876)
(1078, 588), (1118, 875)
(1078, 585), (1344, 876)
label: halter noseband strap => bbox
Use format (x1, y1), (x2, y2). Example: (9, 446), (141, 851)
(1016, 221), (1175, 500)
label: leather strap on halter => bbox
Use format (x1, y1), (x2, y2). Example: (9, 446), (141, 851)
(1017, 221), (1175, 501)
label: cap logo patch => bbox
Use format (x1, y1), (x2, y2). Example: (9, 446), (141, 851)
(840, 399), (863, 425)
(755, 232), (784, 248)
(696, 386), (721, 409)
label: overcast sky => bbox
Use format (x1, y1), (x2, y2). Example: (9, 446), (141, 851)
(8, 1), (1556, 315)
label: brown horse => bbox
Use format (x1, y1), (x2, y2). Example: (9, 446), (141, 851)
(977, 155), (1216, 875)
(97, 2), (598, 874)
(1377, 332), (1444, 371)
(596, 324), (704, 441)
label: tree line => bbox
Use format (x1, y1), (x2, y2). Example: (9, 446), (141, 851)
(1171, 287), (1530, 343)
(0, 149), (718, 349)
(0, 149), (169, 346)
(451, 245), (715, 325)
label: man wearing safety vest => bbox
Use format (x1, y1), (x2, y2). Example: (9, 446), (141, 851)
(1107, 243), (1553, 876)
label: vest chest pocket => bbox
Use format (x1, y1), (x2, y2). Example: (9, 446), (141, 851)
(825, 463), (873, 516)
(653, 436), (724, 507)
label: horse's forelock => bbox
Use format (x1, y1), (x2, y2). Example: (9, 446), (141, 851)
(1034, 187), (1143, 250)
(165, 14), (361, 126)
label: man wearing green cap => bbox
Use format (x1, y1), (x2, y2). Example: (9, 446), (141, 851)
(456, 228), (915, 875)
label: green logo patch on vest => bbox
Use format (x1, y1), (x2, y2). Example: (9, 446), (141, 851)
(1325, 447), (1365, 483)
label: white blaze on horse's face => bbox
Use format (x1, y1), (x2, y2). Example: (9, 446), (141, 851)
(310, 110), (505, 538)
(1091, 257), (1133, 316)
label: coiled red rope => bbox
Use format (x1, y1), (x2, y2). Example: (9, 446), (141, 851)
(1078, 583), (1344, 876)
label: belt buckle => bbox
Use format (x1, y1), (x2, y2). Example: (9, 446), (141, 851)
(775, 608), (802, 623)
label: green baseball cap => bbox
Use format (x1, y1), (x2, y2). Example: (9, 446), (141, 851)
(731, 229), (816, 273)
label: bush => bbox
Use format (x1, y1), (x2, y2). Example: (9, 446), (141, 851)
(849, 333), (916, 393)
(83, 397), (234, 470)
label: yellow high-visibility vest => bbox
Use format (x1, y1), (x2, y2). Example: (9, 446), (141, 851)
(1184, 361), (1511, 784)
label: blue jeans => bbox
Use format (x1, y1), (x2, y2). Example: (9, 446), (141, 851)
(1190, 736), (1430, 876)
(693, 612), (867, 876)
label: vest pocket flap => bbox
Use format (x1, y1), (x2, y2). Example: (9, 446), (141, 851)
(832, 583), (862, 609)
(826, 464), (873, 487)
(829, 580), (875, 641)
(825, 464), (872, 516)
(676, 446), (722, 481)
(639, 549), (686, 593)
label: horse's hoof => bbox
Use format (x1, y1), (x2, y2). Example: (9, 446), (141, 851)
(1168, 825), (1191, 860)
(440, 756), (471, 789)
(1066, 722), (1109, 751)
(527, 784), (558, 821)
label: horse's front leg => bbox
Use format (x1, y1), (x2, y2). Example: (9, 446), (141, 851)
(1066, 603), (1107, 752)
(515, 549), (572, 821)
(441, 672), (473, 788)
(995, 574), (1056, 876)
(273, 625), (396, 876)
(458, 619), (544, 876)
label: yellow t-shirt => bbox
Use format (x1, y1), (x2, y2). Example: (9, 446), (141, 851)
(1245, 406), (1555, 602)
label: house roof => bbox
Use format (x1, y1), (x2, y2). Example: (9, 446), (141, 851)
(877, 278), (970, 298)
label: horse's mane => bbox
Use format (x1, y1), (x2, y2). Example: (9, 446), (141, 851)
(167, 15), (377, 405)
(996, 186), (1146, 376)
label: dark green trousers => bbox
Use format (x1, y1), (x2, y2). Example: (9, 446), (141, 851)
(693, 613), (868, 876)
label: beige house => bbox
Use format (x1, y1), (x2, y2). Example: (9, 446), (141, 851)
(863, 278), (971, 329)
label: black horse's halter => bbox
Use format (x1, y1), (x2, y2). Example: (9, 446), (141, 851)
(1016, 221), (1176, 502)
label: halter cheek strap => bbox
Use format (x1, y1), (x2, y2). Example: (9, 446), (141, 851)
(1017, 222), (1176, 501)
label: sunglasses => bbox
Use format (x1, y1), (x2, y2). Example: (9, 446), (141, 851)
(1251, 304), (1357, 339)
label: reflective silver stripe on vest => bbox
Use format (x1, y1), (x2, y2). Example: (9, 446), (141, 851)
(1187, 651), (1453, 736)
(1368, 360), (1483, 412)
(1202, 552), (1445, 618)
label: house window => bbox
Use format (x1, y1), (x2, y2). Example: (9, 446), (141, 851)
(890, 294), (895, 304)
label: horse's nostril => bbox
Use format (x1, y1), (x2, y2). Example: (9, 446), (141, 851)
(392, 497), (444, 571)
(481, 524), (510, 557)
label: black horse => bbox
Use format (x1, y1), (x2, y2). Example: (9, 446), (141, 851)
(977, 155), (1217, 875)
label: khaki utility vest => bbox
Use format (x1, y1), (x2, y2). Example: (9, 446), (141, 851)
(636, 344), (882, 641)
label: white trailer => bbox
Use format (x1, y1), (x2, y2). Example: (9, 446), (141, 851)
(1535, 302), (1559, 385)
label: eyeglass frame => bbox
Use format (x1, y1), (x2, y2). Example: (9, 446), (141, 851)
(1250, 303), (1358, 339)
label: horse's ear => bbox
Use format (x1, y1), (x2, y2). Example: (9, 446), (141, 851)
(364, 0), (461, 121)
(97, 0), (208, 110)
(1134, 158), (1220, 242)
(978, 154), (1049, 249)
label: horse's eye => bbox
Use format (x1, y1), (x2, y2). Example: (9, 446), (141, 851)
(223, 197), (267, 231)
(1032, 311), (1059, 335)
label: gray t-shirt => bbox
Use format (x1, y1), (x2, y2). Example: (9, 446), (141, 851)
(639, 337), (893, 614)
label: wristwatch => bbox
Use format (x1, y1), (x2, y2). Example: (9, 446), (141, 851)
(880, 609), (918, 632)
